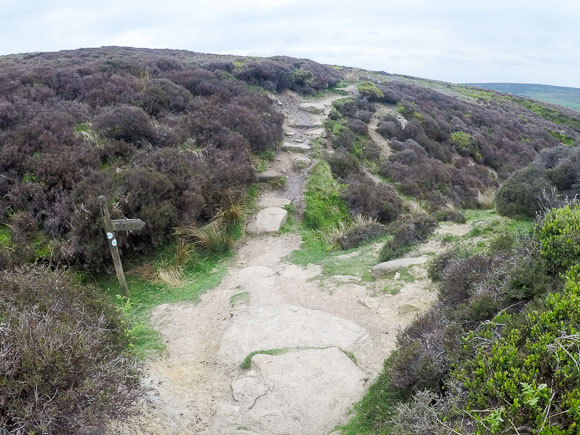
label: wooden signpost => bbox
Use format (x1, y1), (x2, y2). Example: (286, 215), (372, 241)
(98, 195), (145, 298)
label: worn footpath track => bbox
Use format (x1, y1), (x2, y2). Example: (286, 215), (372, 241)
(118, 88), (466, 434)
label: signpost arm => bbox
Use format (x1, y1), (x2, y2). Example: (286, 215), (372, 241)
(98, 195), (130, 298)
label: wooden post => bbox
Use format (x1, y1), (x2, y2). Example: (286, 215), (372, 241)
(98, 195), (130, 298)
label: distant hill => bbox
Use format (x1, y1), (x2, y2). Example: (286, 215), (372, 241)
(466, 82), (580, 111)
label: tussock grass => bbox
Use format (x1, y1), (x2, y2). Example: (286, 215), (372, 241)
(477, 187), (497, 209)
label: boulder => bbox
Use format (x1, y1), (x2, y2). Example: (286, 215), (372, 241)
(218, 304), (368, 363)
(371, 257), (428, 278)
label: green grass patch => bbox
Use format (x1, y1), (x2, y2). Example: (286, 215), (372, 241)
(324, 118), (348, 137)
(279, 202), (297, 234)
(303, 160), (350, 231)
(230, 291), (250, 308)
(289, 232), (387, 282)
(548, 129), (576, 146)
(0, 225), (12, 247)
(339, 361), (402, 434)
(357, 81), (384, 100)
(519, 99), (580, 132)
(91, 188), (260, 357)
(240, 348), (289, 369)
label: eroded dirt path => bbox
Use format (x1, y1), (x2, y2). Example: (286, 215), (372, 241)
(118, 89), (467, 435)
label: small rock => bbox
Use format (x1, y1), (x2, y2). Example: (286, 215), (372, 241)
(293, 156), (311, 170)
(305, 128), (325, 137)
(371, 257), (428, 278)
(231, 377), (269, 404)
(332, 275), (361, 283)
(299, 102), (325, 113)
(358, 297), (379, 310)
(294, 120), (323, 129)
(398, 304), (420, 315)
(393, 272), (400, 280)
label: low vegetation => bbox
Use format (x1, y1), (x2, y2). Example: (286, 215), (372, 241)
(343, 202), (580, 433)
(0, 267), (141, 434)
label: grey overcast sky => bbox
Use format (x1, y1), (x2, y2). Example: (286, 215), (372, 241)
(2, 0), (580, 87)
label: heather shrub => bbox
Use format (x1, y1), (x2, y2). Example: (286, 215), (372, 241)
(438, 255), (492, 305)
(346, 118), (368, 136)
(0, 266), (141, 434)
(337, 221), (387, 250)
(434, 208), (466, 223)
(139, 78), (194, 116)
(94, 104), (156, 145)
(496, 163), (551, 218)
(327, 151), (361, 178)
(376, 119), (401, 138)
(427, 247), (470, 282)
(342, 175), (403, 223)
(389, 309), (448, 397)
(380, 214), (437, 261)
(333, 127), (357, 151)
(121, 167), (178, 249)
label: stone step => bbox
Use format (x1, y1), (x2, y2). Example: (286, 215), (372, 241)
(256, 169), (284, 182)
(258, 196), (291, 208)
(282, 142), (311, 153)
(293, 119), (323, 129)
(246, 207), (288, 234)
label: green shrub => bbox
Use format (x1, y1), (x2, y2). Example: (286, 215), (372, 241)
(538, 204), (580, 270)
(357, 81), (385, 101)
(451, 267), (580, 432)
(0, 267), (141, 433)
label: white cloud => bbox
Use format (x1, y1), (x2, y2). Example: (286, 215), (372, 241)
(1, 0), (580, 86)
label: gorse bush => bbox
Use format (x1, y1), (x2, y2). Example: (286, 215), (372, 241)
(0, 267), (141, 434)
